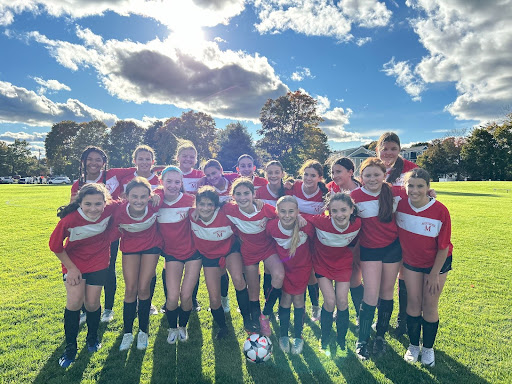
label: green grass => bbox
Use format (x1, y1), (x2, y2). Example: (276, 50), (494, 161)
(0, 182), (510, 384)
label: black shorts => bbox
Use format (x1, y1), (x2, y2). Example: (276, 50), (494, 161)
(164, 250), (201, 263)
(63, 268), (108, 286)
(360, 238), (402, 263)
(123, 246), (161, 256)
(404, 255), (453, 275)
(201, 239), (240, 268)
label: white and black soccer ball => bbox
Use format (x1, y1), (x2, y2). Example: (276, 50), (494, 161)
(243, 334), (272, 364)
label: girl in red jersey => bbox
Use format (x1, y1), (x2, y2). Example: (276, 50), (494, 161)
(267, 196), (313, 354)
(327, 157), (364, 326)
(350, 157), (404, 360)
(305, 193), (362, 354)
(49, 184), (117, 368)
(189, 186), (254, 338)
(289, 159), (329, 322)
(176, 140), (204, 195)
(112, 177), (162, 351)
(376, 132), (419, 336)
(156, 166), (201, 344)
(396, 169), (452, 367)
(224, 178), (284, 337)
(225, 154), (268, 190)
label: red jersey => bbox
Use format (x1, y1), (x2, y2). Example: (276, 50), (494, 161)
(350, 186), (405, 248)
(326, 181), (359, 195)
(266, 218), (314, 294)
(207, 177), (233, 203)
(189, 208), (235, 259)
(387, 158), (417, 186)
(49, 203), (118, 274)
(224, 173), (268, 190)
(71, 168), (135, 200)
(111, 202), (162, 253)
(307, 214), (361, 282)
(255, 184), (281, 207)
(182, 169), (204, 194)
(223, 203), (277, 265)
(120, 171), (161, 193)
(287, 180), (325, 215)
(156, 192), (196, 259)
(396, 198), (453, 268)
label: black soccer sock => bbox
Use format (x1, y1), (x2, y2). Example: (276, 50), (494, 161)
(397, 279), (408, 326)
(407, 315), (422, 346)
(192, 279), (199, 307)
(64, 308), (80, 348)
(85, 306), (101, 343)
(149, 274), (157, 302)
(422, 319), (439, 349)
(178, 308), (192, 327)
(376, 299), (394, 337)
(104, 240), (119, 310)
(350, 284), (364, 318)
(336, 309), (349, 344)
(263, 273), (272, 298)
(263, 287), (281, 316)
(123, 300), (137, 334)
(308, 283), (319, 307)
(320, 307), (334, 344)
(294, 307), (305, 339)
(165, 307), (179, 328)
(279, 306), (291, 337)
(358, 301), (376, 343)
(161, 268), (168, 300)
(138, 298), (151, 333)
(211, 306), (226, 328)
(235, 287), (251, 320)
(250, 300), (261, 320)
(220, 273), (230, 297)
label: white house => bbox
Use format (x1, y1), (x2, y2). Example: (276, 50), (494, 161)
(400, 145), (428, 163)
(328, 147), (376, 176)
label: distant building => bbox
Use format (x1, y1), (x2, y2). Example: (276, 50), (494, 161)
(327, 146), (376, 176)
(400, 145), (428, 163)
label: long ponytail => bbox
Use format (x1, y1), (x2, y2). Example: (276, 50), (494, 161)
(359, 157), (394, 223)
(57, 183), (110, 219)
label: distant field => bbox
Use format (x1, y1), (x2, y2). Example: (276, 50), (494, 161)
(0, 182), (510, 384)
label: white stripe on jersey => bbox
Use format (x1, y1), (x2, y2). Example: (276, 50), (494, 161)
(315, 227), (359, 247)
(226, 214), (268, 234)
(119, 214), (158, 233)
(396, 212), (443, 238)
(157, 207), (191, 223)
(296, 197), (324, 215)
(219, 195), (233, 203)
(262, 199), (277, 207)
(85, 171), (119, 195)
(356, 196), (401, 218)
(274, 221), (308, 249)
(68, 216), (111, 241)
(190, 222), (233, 241)
(183, 178), (200, 193)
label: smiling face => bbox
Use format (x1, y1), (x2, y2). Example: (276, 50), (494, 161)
(233, 185), (255, 212)
(80, 194), (106, 221)
(302, 167), (321, 189)
(265, 164), (284, 187)
(162, 171), (183, 200)
(178, 149), (197, 173)
(331, 164), (353, 188)
(134, 150), (154, 175)
(377, 141), (401, 168)
(406, 177), (430, 207)
(196, 197), (216, 222)
(361, 165), (386, 193)
(329, 200), (353, 229)
(237, 157), (256, 177)
(127, 185), (150, 216)
(277, 201), (298, 230)
(85, 151), (105, 179)
(204, 166), (223, 188)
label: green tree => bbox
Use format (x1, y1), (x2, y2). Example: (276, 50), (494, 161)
(486, 115), (512, 180)
(171, 111), (218, 161)
(106, 120), (145, 168)
(461, 128), (497, 180)
(417, 137), (464, 181)
(143, 120), (165, 161)
(7, 140), (36, 175)
(45, 120), (79, 175)
(257, 91), (326, 174)
(216, 122), (258, 172)
(72, 120), (108, 160)
(0, 141), (9, 175)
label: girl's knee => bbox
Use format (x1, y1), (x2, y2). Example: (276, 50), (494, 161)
(336, 299), (348, 311)
(231, 275), (246, 290)
(323, 296), (336, 312)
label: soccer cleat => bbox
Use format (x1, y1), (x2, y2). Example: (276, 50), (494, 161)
(137, 331), (148, 350)
(167, 328), (178, 345)
(221, 296), (230, 313)
(178, 327), (188, 342)
(79, 312), (87, 326)
(119, 333), (134, 351)
(355, 341), (370, 361)
(101, 309), (114, 323)
(149, 304), (159, 316)
(311, 305), (321, 322)
(160, 303), (166, 314)
(372, 336), (387, 356)
(291, 338), (304, 355)
(279, 336), (290, 353)
(58, 344), (77, 368)
(216, 326), (228, 340)
(421, 347), (435, 367)
(404, 344), (421, 363)
(193, 298), (201, 312)
(87, 339), (102, 353)
(244, 318), (259, 334)
(259, 314), (271, 337)
(371, 321), (377, 332)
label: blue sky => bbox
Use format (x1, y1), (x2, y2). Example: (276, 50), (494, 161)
(1, 0), (511, 157)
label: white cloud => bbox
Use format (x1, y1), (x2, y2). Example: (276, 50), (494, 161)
(0, 80), (118, 126)
(253, 0), (392, 43)
(291, 67), (314, 82)
(382, 57), (425, 101)
(356, 37), (372, 46)
(214, 37), (227, 43)
(404, 0), (512, 122)
(21, 27), (289, 122)
(32, 76), (71, 94)
(0, 131), (47, 141)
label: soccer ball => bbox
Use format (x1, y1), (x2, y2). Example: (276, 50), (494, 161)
(243, 334), (272, 364)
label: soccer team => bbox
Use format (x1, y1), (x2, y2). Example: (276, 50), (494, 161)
(49, 132), (452, 369)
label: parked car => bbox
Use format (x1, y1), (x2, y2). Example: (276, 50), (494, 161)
(0, 176), (14, 184)
(18, 177), (34, 184)
(49, 176), (71, 184)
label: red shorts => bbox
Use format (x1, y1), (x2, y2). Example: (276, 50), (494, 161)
(313, 256), (353, 282)
(282, 266), (312, 295)
(241, 243), (277, 266)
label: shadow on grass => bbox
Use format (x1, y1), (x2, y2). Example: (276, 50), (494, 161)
(292, 341), (334, 384)
(213, 313), (244, 383)
(150, 315), (177, 384)
(438, 191), (499, 197)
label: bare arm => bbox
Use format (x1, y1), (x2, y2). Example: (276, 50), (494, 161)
(424, 247), (449, 296)
(54, 250), (82, 286)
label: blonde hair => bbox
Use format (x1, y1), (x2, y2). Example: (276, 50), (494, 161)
(132, 145), (155, 162)
(276, 195), (301, 257)
(175, 140), (197, 160)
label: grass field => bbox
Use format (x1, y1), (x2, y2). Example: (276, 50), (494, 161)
(0, 182), (511, 384)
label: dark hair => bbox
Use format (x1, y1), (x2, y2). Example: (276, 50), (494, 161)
(202, 159), (223, 173)
(325, 192), (359, 222)
(376, 132), (404, 184)
(57, 183), (110, 219)
(237, 154), (255, 167)
(196, 185), (220, 209)
(231, 177), (255, 195)
(265, 160), (286, 198)
(360, 157), (393, 223)
(125, 176), (152, 197)
(79, 146), (108, 188)
(299, 159), (329, 196)
(330, 157), (361, 187)
(404, 168), (431, 187)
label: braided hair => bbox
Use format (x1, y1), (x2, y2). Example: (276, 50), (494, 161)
(79, 146), (108, 188)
